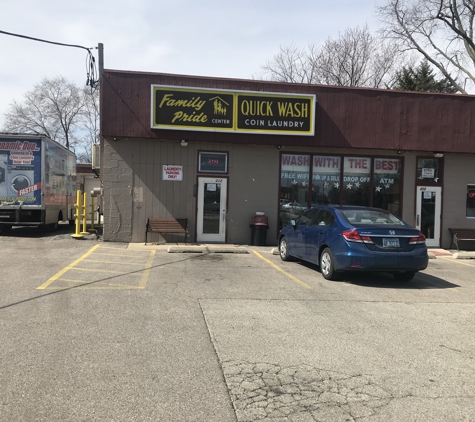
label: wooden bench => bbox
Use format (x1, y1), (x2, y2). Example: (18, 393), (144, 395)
(146, 218), (188, 244)
(449, 228), (475, 250)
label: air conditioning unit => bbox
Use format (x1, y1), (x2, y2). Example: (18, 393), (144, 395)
(92, 144), (100, 170)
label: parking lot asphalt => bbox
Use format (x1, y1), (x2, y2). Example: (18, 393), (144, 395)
(1, 228), (475, 422)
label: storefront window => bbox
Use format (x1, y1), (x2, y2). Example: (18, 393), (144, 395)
(279, 154), (404, 227)
(342, 157), (371, 206)
(280, 154), (310, 227)
(373, 158), (402, 216)
(417, 158), (442, 183)
(311, 155), (341, 206)
(467, 185), (475, 217)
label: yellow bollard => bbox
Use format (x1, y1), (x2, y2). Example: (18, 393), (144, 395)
(71, 190), (84, 239)
(80, 192), (89, 235)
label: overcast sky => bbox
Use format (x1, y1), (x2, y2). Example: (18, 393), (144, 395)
(0, 0), (382, 129)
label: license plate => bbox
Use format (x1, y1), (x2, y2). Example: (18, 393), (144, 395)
(383, 238), (400, 248)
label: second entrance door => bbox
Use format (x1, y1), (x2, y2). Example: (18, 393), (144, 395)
(416, 186), (441, 247)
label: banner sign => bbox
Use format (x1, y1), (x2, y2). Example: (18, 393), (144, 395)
(151, 85), (315, 136)
(374, 158), (401, 174)
(0, 139), (42, 204)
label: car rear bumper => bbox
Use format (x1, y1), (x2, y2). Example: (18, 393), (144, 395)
(333, 246), (429, 272)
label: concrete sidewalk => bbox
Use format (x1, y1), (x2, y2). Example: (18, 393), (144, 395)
(128, 242), (278, 254)
(428, 248), (475, 259)
(128, 243), (475, 260)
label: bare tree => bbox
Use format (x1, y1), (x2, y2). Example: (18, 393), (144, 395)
(377, 0), (475, 94)
(259, 26), (402, 88)
(261, 44), (320, 83)
(3, 76), (86, 150)
(75, 87), (100, 163)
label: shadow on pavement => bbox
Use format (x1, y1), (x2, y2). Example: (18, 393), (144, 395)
(340, 271), (459, 290)
(0, 223), (102, 239)
(294, 260), (459, 290)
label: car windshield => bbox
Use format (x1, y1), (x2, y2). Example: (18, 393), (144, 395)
(340, 209), (406, 226)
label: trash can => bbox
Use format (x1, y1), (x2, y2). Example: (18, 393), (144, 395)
(250, 212), (269, 246)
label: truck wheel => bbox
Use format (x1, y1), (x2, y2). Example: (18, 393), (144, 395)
(0, 225), (12, 234)
(47, 216), (60, 232)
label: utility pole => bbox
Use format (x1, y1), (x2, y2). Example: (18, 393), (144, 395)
(98, 43), (104, 77)
(97, 43), (104, 220)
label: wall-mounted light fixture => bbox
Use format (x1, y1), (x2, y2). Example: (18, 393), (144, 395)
(276, 145), (281, 149)
(434, 152), (444, 158)
(181, 140), (188, 147)
(397, 150), (404, 155)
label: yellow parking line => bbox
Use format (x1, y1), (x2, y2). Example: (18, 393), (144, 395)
(36, 244), (101, 290)
(438, 256), (475, 267)
(46, 285), (144, 290)
(55, 278), (143, 288)
(139, 250), (156, 288)
(94, 252), (152, 258)
(83, 259), (149, 265)
(100, 246), (149, 252)
(71, 267), (142, 275)
(251, 250), (312, 289)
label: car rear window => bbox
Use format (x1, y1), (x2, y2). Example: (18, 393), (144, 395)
(340, 209), (406, 225)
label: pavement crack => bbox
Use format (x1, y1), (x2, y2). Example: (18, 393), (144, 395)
(221, 360), (394, 421)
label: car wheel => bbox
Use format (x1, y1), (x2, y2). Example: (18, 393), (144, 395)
(393, 271), (416, 282)
(279, 237), (292, 261)
(320, 247), (341, 281)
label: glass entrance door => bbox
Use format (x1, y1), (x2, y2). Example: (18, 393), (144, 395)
(197, 177), (227, 243)
(416, 186), (441, 247)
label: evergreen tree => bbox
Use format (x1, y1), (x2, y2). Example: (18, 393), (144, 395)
(394, 60), (457, 93)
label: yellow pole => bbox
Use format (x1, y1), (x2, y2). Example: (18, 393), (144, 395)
(80, 191), (89, 235)
(71, 190), (84, 239)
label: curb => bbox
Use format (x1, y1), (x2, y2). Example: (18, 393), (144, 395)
(167, 246), (250, 254)
(452, 252), (475, 259)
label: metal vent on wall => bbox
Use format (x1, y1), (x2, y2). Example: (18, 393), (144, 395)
(92, 144), (100, 170)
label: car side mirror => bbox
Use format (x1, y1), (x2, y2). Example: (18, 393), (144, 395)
(290, 219), (296, 227)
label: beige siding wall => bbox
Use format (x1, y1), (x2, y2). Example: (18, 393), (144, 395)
(442, 154), (475, 247)
(227, 145), (280, 244)
(102, 138), (282, 244)
(102, 138), (475, 248)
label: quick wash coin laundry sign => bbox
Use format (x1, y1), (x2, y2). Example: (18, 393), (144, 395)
(151, 85), (316, 136)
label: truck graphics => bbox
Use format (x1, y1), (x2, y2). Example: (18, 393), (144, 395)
(0, 140), (41, 203)
(0, 134), (76, 230)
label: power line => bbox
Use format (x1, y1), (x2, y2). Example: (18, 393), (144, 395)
(0, 29), (99, 90)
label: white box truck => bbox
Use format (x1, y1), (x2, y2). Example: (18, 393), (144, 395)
(0, 133), (77, 233)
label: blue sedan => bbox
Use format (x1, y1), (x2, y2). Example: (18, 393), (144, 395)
(278, 205), (428, 281)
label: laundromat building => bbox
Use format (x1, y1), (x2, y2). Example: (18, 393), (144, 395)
(99, 69), (475, 248)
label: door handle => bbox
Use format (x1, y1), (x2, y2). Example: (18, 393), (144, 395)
(416, 214), (420, 226)
(222, 210), (226, 222)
